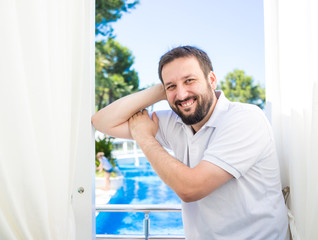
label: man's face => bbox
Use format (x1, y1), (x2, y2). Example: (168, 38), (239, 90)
(161, 57), (217, 126)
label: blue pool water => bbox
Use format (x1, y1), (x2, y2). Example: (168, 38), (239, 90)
(96, 157), (184, 235)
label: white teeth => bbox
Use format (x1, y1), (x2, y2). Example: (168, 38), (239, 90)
(181, 101), (193, 107)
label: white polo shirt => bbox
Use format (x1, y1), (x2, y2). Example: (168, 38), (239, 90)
(155, 91), (289, 240)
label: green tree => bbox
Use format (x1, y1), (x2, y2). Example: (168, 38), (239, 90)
(95, 137), (115, 165)
(96, 0), (139, 37)
(95, 38), (139, 110)
(219, 69), (265, 109)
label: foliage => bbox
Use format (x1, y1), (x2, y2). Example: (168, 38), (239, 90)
(95, 0), (140, 109)
(219, 69), (265, 109)
(95, 0), (140, 172)
(96, 0), (139, 37)
(95, 38), (139, 110)
(95, 136), (116, 167)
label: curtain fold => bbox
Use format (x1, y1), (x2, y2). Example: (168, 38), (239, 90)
(0, 0), (94, 239)
(264, 0), (318, 239)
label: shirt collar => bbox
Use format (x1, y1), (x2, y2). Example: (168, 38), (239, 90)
(205, 90), (230, 127)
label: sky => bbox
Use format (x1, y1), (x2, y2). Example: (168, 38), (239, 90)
(108, 0), (265, 109)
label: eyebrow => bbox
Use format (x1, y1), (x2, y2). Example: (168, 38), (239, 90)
(164, 81), (174, 87)
(182, 74), (196, 80)
(164, 74), (197, 87)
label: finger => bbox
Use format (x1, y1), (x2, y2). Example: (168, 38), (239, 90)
(152, 112), (159, 125)
(142, 109), (148, 115)
(128, 116), (134, 125)
(131, 111), (141, 119)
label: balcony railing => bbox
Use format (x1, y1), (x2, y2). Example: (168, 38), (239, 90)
(96, 204), (185, 240)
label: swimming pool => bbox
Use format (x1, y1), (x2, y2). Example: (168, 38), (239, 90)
(96, 157), (184, 235)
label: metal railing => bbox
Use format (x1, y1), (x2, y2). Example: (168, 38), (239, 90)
(96, 204), (185, 240)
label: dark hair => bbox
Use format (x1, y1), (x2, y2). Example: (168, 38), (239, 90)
(158, 46), (213, 83)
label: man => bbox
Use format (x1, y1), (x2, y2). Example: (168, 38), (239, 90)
(91, 46), (289, 239)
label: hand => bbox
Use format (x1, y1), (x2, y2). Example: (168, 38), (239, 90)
(155, 83), (167, 101)
(96, 166), (102, 172)
(128, 109), (159, 143)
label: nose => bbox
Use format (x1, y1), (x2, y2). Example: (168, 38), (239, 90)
(176, 85), (188, 100)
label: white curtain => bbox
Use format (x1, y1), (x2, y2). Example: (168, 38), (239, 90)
(0, 0), (94, 239)
(264, 0), (318, 239)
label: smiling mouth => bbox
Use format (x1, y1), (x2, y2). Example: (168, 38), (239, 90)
(176, 97), (197, 109)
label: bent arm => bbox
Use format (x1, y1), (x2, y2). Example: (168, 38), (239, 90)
(91, 84), (166, 139)
(137, 136), (233, 202)
(128, 109), (233, 202)
(96, 159), (103, 172)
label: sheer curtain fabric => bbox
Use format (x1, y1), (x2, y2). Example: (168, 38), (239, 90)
(0, 0), (94, 239)
(264, 0), (318, 239)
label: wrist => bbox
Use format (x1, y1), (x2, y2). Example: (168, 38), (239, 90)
(152, 83), (166, 101)
(134, 134), (157, 150)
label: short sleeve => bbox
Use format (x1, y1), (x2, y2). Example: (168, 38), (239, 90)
(154, 110), (174, 149)
(203, 106), (272, 179)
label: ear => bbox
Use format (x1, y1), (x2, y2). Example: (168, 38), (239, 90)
(208, 71), (217, 90)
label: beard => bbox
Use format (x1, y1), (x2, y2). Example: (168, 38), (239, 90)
(170, 88), (214, 125)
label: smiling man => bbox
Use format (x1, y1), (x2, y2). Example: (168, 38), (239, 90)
(91, 46), (289, 240)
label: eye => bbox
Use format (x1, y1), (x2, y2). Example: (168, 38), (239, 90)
(166, 84), (176, 91)
(185, 78), (194, 83)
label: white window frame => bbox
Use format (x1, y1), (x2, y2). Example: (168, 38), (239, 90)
(72, 0), (96, 239)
